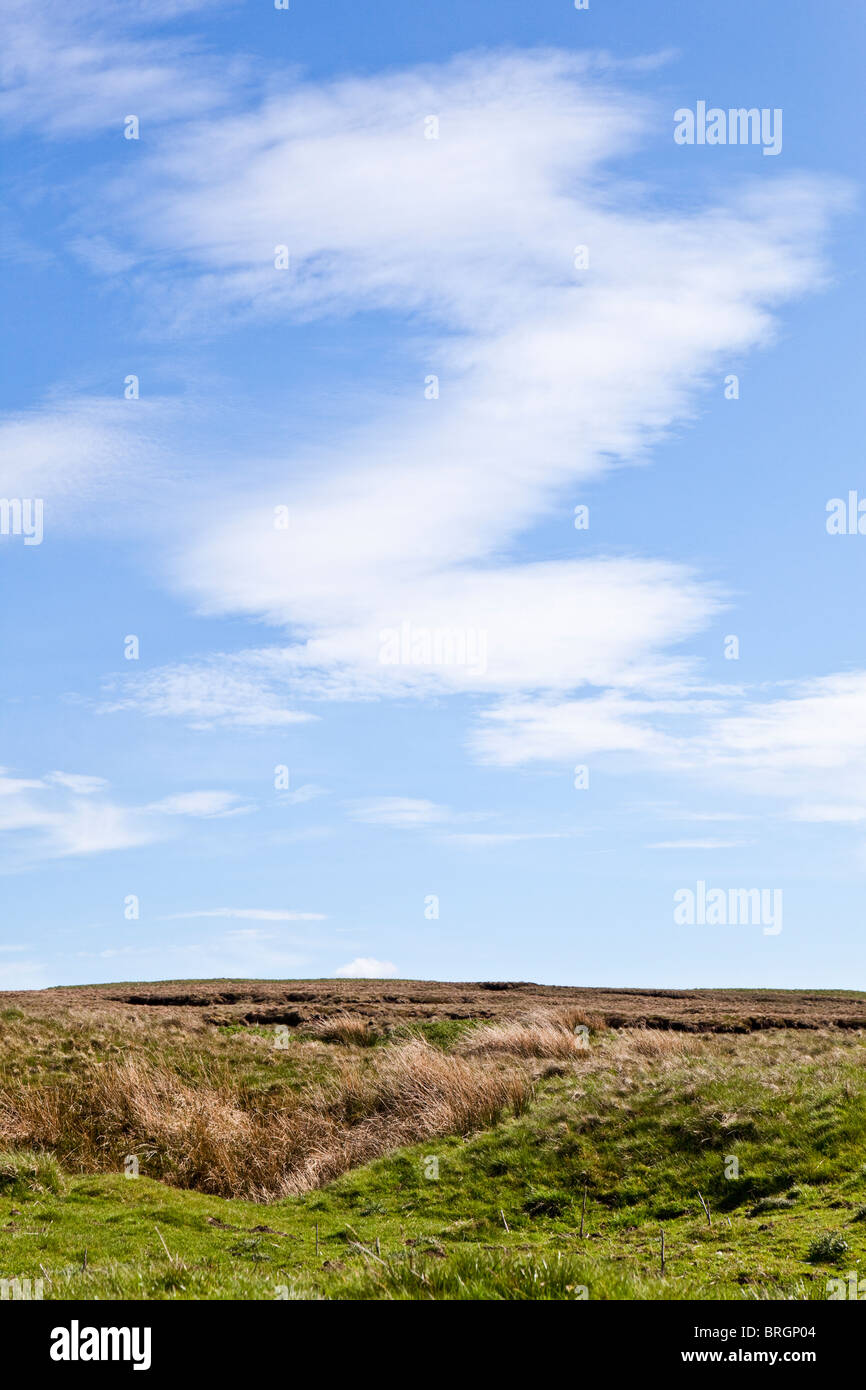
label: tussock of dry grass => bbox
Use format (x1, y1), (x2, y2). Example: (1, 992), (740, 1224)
(458, 1011), (593, 1060)
(0, 1039), (531, 1200)
(554, 1006), (607, 1033)
(615, 1028), (709, 1060)
(308, 1012), (379, 1046)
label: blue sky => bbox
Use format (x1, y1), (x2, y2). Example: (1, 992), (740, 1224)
(1, 0), (864, 989)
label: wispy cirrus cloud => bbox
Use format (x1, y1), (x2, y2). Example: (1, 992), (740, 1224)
(277, 784), (327, 806)
(45, 772), (109, 796)
(71, 51), (844, 768)
(0, 770), (254, 865)
(101, 660), (318, 730)
(144, 790), (252, 819)
(347, 798), (455, 829)
(0, 0), (244, 136)
(347, 796), (573, 846)
(472, 673), (866, 826)
(0, 397), (160, 506)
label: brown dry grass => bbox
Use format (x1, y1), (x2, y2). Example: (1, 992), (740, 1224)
(0, 1039), (532, 1200)
(307, 1012), (380, 1047)
(458, 1010), (594, 1060)
(616, 1027), (709, 1059)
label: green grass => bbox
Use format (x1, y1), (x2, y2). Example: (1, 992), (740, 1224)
(390, 1018), (480, 1049)
(0, 1150), (64, 1199)
(2, 1027), (865, 1299)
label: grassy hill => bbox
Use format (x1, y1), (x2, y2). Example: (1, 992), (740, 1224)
(1, 983), (864, 1300)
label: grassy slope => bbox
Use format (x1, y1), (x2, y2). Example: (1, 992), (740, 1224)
(2, 1026), (865, 1300)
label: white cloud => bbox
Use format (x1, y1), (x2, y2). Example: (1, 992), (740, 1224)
(0, 770), (45, 797)
(0, 395), (179, 520)
(706, 674), (866, 777)
(278, 784), (326, 806)
(145, 790), (252, 818)
(469, 692), (685, 767)
(102, 661), (316, 729)
(46, 772), (109, 795)
(347, 797), (568, 845)
(111, 51), (646, 327)
(0, 0), (241, 136)
(86, 53), (840, 736)
(50, 802), (161, 857)
(334, 957), (398, 979)
(156, 560), (716, 704)
(0, 771), (257, 865)
(697, 674), (866, 817)
(471, 672), (866, 828)
(348, 798), (453, 828)
(0, 771), (159, 859)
